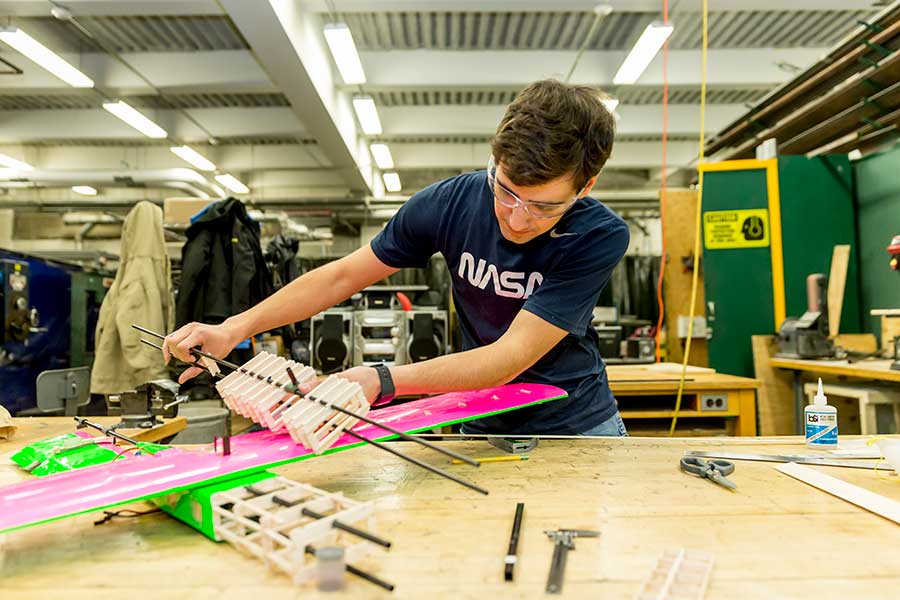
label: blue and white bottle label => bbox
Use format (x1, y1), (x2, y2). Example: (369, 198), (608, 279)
(805, 411), (837, 445)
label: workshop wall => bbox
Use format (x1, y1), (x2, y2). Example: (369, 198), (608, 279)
(853, 143), (900, 342)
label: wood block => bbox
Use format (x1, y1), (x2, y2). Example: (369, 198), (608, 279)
(881, 315), (900, 353)
(827, 244), (851, 337)
(752, 335), (795, 435)
(834, 333), (878, 354)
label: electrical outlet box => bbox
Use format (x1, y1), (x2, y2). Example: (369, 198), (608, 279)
(677, 315), (708, 339)
(699, 393), (728, 412)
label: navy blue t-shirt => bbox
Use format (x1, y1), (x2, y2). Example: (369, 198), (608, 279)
(370, 170), (630, 435)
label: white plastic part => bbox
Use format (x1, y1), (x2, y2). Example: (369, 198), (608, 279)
(211, 476), (383, 586)
(214, 351), (368, 454)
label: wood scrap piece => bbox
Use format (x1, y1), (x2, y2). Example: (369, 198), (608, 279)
(0, 404), (15, 441)
(774, 462), (900, 525)
(752, 335), (794, 435)
(827, 244), (850, 338)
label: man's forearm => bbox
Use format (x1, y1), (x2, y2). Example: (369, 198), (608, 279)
(387, 309), (568, 398)
(390, 343), (526, 396)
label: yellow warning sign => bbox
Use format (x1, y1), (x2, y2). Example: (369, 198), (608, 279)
(703, 209), (770, 250)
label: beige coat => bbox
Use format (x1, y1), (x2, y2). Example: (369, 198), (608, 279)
(90, 202), (174, 394)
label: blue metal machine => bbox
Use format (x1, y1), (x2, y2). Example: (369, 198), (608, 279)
(0, 249), (107, 414)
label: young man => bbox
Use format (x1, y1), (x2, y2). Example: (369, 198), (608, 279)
(164, 79), (630, 436)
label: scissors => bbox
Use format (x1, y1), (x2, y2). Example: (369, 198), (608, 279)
(680, 456), (737, 491)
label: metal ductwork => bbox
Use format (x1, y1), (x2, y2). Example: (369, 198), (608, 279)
(706, 3), (900, 159)
(0, 168), (225, 199)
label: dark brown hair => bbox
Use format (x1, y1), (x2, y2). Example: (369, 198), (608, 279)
(491, 79), (615, 191)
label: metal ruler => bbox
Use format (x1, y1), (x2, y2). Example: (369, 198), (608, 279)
(684, 450), (891, 470)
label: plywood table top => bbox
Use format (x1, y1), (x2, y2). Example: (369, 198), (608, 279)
(1, 419), (898, 599)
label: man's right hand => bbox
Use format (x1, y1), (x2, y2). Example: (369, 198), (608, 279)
(163, 318), (246, 383)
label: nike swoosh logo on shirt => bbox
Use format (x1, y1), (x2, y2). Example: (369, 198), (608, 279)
(549, 229), (577, 238)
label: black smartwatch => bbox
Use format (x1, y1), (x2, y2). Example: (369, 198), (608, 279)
(372, 363), (395, 404)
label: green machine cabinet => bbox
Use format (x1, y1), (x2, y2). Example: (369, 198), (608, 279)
(70, 270), (111, 369)
(699, 156), (860, 378)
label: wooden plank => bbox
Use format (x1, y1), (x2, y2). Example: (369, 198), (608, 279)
(610, 379), (760, 393)
(775, 462), (900, 525)
(827, 244), (851, 338)
(834, 333), (878, 354)
(125, 417), (188, 443)
(880, 315), (900, 353)
(619, 409), (739, 419)
(737, 389), (759, 436)
(752, 335), (795, 435)
(661, 189), (708, 367)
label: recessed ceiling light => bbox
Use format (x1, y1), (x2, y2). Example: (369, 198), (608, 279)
(215, 173), (250, 194)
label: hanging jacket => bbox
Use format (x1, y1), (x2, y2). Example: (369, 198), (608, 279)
(176, 197), (274, 328)
(265, 234), (300, 291)
(91, 201), (174, 394)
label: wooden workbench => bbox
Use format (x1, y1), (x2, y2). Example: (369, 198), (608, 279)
(769, 357), (900, 434)
(607, 363), (759, 436)
(769, 358), (900, 384)
(3, 418), (897, 599)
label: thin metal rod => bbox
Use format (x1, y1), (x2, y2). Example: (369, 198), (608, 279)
(305, 392), (480, 467)
(137, 324), (479, 466)
(134, 324), (484, 487)
(132, 324), (165, 339)
(73, 417), (139, 446)
(301, 507), (392, 548)
(304, 545), (395, 592)
(342, 429), (489, 495)
(133, 324), (238, 371)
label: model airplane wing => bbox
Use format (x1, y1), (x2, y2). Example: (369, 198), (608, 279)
(0, 384), (564, 534)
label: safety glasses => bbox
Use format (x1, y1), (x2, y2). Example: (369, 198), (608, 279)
(486, 155), (584, 219)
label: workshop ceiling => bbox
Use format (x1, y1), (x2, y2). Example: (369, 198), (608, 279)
(0, 0), (884, 209)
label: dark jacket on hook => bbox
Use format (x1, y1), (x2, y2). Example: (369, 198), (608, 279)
(176, 197), (274, 328)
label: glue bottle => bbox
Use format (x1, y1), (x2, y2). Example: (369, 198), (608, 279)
(805, 378), (838, 449)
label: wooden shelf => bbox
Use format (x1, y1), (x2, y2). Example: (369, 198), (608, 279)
(620, 410), (738, 419)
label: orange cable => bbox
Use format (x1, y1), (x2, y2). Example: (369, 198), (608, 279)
(655, 0), (670, 362)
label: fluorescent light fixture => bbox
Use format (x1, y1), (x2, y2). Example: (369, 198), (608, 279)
(71, 185), (97, 196)
(170, 145), (216, 171)
(0, 27), (94, 88)
(382, 172), (401, 193)
(323, 22), (366, 85)
(215, 173), (250, 194)
(352, 95), (382, 136)
(102, 101), (167, 139)
(0, 153), (34, 171)
(369, 143), (394, 170)
(601, 98), (619, 113)
(613, 22), (674, 85)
